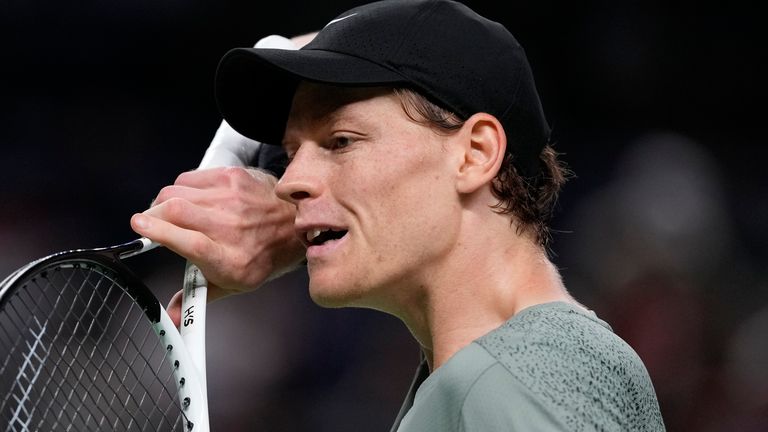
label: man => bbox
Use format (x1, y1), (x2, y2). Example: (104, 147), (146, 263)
(132, 0), (665, 430)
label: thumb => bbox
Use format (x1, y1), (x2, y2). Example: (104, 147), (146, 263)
(166, 284), (230, 329)
(166, 290), (184, 329)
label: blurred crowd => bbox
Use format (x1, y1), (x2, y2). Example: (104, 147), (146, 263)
(558, 133), (768, 431)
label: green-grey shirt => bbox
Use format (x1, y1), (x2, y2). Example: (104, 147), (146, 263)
(391, 302), (665, 431)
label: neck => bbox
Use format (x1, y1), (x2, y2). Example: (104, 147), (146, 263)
(394, 214), (580, 372)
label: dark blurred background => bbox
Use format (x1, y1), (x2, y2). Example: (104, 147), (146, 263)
(1, 1), (765, 431)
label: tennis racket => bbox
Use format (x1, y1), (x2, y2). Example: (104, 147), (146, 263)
(0, 118), (263, 431)
(0, 34), (297, 431)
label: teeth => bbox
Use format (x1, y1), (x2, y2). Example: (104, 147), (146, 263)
(307, 228), (325, 242)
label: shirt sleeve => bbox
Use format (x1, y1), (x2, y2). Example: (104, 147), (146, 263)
(254, 143), (288, 178)
(459, 362), (568, 432)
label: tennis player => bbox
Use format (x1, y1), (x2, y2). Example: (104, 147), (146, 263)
(132, 0), (665, 429)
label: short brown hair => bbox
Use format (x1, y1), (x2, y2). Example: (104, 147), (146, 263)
(394, 88), (570, 247)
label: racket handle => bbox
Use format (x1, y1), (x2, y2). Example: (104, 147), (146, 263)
(173, 244), (210, 431)
(172, 34), (299, 432)
(181, 262), (209, 404)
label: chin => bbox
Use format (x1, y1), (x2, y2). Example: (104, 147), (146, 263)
(308, 279), (354, 308)
(309, 293), (348, 309)
(307, 276), (373, 309)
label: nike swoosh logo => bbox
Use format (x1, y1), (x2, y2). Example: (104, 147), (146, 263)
(325, 13), (357, 27)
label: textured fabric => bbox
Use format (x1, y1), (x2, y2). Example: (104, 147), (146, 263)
(392, 302), (665, 432)
(253, 142), (289, 178)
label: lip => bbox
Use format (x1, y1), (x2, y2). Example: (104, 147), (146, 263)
(295, 223), (348, 246)
(294, 221), (350, 260)
(305, 232), (348, 261)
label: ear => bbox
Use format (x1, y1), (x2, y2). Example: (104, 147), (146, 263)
(455, 113), (506, 194)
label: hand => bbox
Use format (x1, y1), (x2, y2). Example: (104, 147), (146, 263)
(131, 167), (305, 314)
(135, 31), (317, 327)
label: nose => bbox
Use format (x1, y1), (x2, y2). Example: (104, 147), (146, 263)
(275, 146), (321, 205)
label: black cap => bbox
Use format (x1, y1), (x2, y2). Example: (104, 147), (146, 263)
(215, 0), (550, 177)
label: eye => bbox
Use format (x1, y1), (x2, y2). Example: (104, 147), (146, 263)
(328, 135), (352, 151)
(282, 142), (299, 165)
(284, 150), (296, 165)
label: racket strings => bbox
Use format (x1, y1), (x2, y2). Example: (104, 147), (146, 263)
(7, 268), (151, 431)
(0, 262), (189, 431)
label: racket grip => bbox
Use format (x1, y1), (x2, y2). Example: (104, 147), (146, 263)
(181, 262), (208, 397)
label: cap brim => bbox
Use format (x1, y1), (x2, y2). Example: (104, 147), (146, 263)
(215, 47), (407, 146)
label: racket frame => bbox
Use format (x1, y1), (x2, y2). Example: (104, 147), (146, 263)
(0, 239), (208, 431)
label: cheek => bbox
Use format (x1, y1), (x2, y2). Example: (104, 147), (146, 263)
(365, 162), (441, 215)
(335, 137), (458, 240)
(367, 160), (457, 248)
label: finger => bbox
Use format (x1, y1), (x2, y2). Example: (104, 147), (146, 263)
(166, 284), (230, 330)
(152, 185), (209, 207)
(173, 167), (238, 189)
(130, 213), (217, 264)
(167, 290), (183, 328)
(142, 198), (226, 234)
(178, 166), (275, 195)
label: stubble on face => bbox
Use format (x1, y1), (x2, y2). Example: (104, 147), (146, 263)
(282, 83), (464, 314)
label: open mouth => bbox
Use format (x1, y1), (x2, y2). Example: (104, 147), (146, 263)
(305, 228), (348, 247)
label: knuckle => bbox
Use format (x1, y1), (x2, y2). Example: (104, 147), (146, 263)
(188, 235), (209, 258)
(174, 170), (195, 185)
(206, 166), (243, 189)
(246, 168), (278, 192)
(223, 166), (246, 176)
(155, 185), (176, 204)
(228, 166), (255, 185)
(220, 166), (243, 180)
(162, 197), (187, 220)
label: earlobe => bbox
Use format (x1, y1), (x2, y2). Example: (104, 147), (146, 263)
(456, 113), (506, 194)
